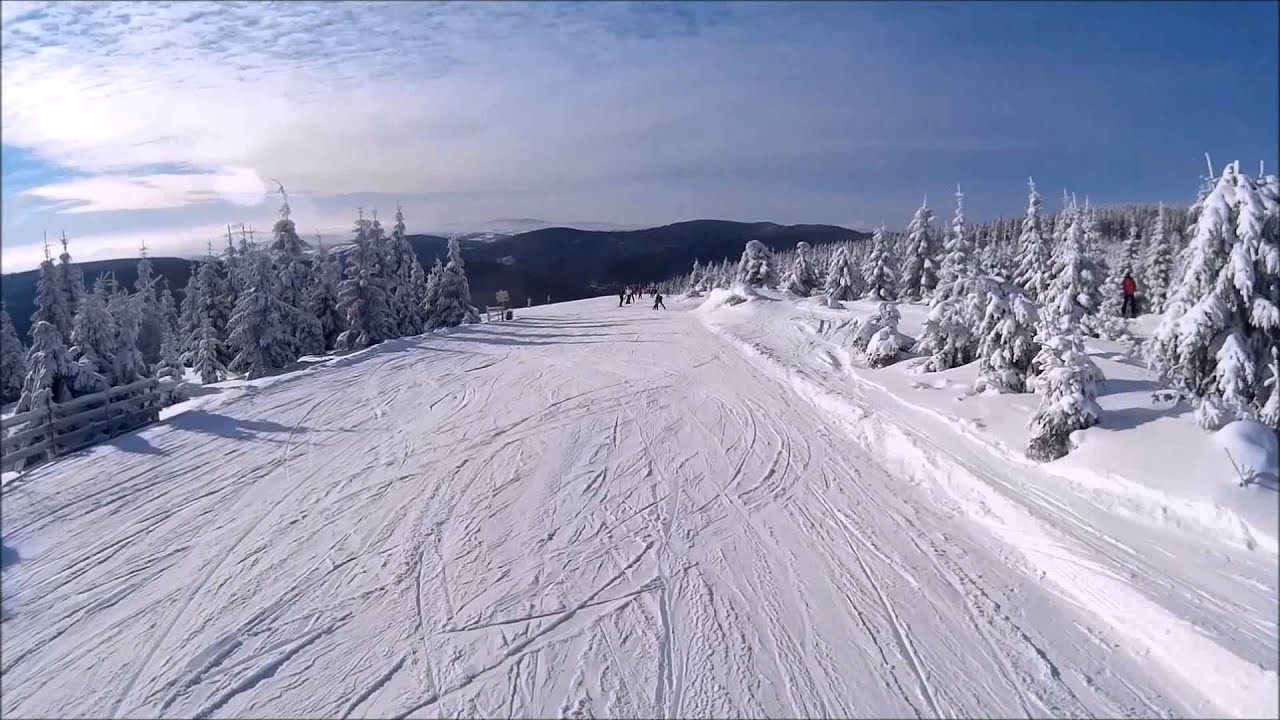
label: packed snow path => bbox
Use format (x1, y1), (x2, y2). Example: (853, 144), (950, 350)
(2, 298), (1205, 718)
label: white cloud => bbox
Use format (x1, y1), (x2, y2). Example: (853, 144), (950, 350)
(19, 167), (270, 213)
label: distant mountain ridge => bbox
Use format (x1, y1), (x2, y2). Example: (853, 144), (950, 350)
(2, 219), (867, 339)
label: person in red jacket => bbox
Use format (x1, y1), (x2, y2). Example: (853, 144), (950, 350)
(1121, 272), (1137, 318)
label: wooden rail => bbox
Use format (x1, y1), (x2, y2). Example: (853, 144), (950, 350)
(1, 378), (162, 473)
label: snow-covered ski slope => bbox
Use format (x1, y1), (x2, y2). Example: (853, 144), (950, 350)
(1, 297), (1274, 718)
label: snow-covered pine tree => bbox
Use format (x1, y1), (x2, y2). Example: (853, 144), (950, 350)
(388, 206), (427, 335)
(155, 325), (184, 383)
(308, 237), (345, 350)
(1044, 197), (1103, 334)
(1148, 162), (1280, 428)
(973, 280), (1040, 393)
(56, 233), (85, 319)
(1260, 346), (1280, 428)
(31, 242), (74, 344)
(430, 258), (475, 329)
(939, 185), (976, 286)
(177, 260), (201, 354)
(198, 256), (235, 365)
(445, 238), (480, 323)
(109, 290), (148, 385)
(269, 187), (324, 357)
(1142, 204), (1175, 313)
(823, 244), (862, 302)
(900, 198), (938, 301)
(422, 257), (444, 327)
(17, 321), (101, 412)
(227, 249), (296, 378)
(1013, 179), (1052, 302)
(69, 285), (117, 388)
(335, 215), (392, 350)
(1122, 218), (1142, 275)
(183, 312), (227, 384)
(736, 240), (777, 289)
(1026, 331), (1103, 461)
(1, 303), (27, 402)
(782, 242), (819, 296)
(158, 279), (180, 338)
(134, 247), (165, 365)
(685, 259), (704, 297)
(864, 226), (898, 301)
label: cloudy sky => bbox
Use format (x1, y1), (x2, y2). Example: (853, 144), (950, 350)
(1, 1), (1276, 270)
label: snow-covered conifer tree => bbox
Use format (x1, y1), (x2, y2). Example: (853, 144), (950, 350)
(1148, 163), (1280, 428)
(422, 257), (444, 327)
(864, 226), (898, 301)
(1013, 179), (1052, 302)
(823, 244), (862, 302)
(782, 242), (819, 296)
(109, 291), (148, 385)
(939, 185), (976, 286)
(1142, 204), (1175, 313)
(17, 321), (100, 412)
(226, 249), (296, 378)
(177, 261), (201, 354)
(430, 259), (475, 329)
(736, 240), (777, 289)
(184, 312), (227, 384)
(445, 238), (480, 323)
(56, 234), (85, 319)
(900, 199), (938, 300)
(973, 281), (1040, 393)
(308, 238), (344, 350)
(387, 206), (427, 335)
(158, 279), (180, 337)
(69, 285), (117, 387)
(134, 248), (165, 365)
(1045, 198), (1102, 333)
(1, 304), (27, 402)
(1260, 346), (1280, 428)
(336, 215), (392, 350)
(1122, 218), (1142, 274)
(685, 259), (704, 297)
(269, 187), (324, 357)
(155, 326), (184, 383)
(31, 244), (73, 343)
(1026, 331), (1103, 461)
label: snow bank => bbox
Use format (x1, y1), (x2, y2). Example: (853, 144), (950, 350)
(1216, 420), (1280, 489)
(698, 297), (1280, 718)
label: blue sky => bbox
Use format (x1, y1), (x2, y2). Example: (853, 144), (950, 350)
(1, 1), (1276, 270)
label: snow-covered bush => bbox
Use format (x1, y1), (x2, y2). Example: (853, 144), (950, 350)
(865, 303), (905, 368)
(1026, 331), (1104, 461)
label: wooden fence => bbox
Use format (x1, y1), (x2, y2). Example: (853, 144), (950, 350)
(485, 305), (512, 322)
(1, 378), (162, 473)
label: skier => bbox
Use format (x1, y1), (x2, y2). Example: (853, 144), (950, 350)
(619, 288), (626, 307)
(652, 291), (665, 310)
(1121, 272), (1137, 319)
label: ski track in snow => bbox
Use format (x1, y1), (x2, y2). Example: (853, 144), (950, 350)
(0, 298), (1227, 718)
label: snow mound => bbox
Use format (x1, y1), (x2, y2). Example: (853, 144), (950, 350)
(696, 286), (754, 312)
(1216, 420), (1279, 488)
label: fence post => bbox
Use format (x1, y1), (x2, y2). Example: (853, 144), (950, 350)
(44, 392), (58, 463)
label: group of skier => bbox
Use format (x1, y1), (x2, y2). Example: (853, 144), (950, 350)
(618, 285), (664, 310)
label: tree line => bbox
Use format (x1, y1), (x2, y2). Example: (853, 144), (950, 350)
(661, 162), (1280, 460)
(1, 188), (480, 412)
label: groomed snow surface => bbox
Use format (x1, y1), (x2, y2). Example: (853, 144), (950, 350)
(1, 295), (1276, 719)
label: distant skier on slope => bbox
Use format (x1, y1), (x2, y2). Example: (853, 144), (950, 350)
(619, 288), (626, 307)
(653, 292), (665, 310)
